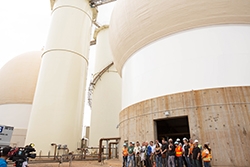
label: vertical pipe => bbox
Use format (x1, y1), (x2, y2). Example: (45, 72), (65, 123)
(106, 140), (109, 160)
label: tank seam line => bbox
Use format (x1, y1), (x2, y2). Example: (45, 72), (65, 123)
(52, 5), (92, 21)
(42, 49), (88, 65)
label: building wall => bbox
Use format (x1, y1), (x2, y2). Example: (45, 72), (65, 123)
(120, 86), (250, 167)
(0, 104), (32, 147)
(0, 104), (32, 128)
(10, 129), (27, 147)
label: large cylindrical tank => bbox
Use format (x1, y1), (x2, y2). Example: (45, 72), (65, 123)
(89, 27), (121, 146)
(0, 51), (41, 146)
(109, 0), (250, 166)
(25, 0), (93, 153)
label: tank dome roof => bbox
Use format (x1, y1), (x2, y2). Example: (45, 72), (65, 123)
(109, 0), (250, 75)
(0, 51), (42, 105)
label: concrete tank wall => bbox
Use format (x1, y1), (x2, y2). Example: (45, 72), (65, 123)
(119, 86), (250, 167)
(122, 25), (250, 109)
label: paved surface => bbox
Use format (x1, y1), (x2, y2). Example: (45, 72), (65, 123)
(22, 159), (122, 167)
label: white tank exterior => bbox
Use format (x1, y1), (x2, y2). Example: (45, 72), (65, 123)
(0, 51), (42, 146)
(25, 0), (93, 153)
(122, 25), (250, 109)
(89, 27), (121, 146)
(109, 0), (250, 165)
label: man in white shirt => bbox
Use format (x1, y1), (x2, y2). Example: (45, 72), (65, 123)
(134, 141), (141, 167)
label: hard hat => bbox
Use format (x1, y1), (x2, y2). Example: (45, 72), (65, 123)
(30, 143), (35, 147)
(183, 137), (188, 141)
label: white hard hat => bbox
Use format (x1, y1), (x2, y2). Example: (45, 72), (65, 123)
(194, 140), (199, 143)
(183, 137), (188, 141)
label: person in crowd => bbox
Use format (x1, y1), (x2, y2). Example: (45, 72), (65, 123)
(155, 140), (162, 148)
(122, 143), (128, 167)
(127, 142), (135, 167)
(198, 141), (203, 167)
(22, 160), (28, 167)
(154, 143), (162, 167)
(132, 142), (136, 167)
(161, 139), (168, 167)
(176, 138), (181, 144)
(189, 138), (194, 167)
(0, 146), (11, 167)
(182, 139), (187, 167)
(140, 142), (147, 167)
(146, 141), (152, 167)
(175, 141), (183, 167)
(192, 140), (201, 167)
(134, 141), (141, 167)
(124, 137), (212, 167)
(168, 138), (175, 167)
(183, 138), (191, 167)
(205, 142), (212, 162)
(202, 144), (211, 167)
(151, 141), (157, 167)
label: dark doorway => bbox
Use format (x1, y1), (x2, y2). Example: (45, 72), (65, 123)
(155, 116), (190, 142)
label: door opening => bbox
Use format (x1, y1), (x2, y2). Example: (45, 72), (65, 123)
(155, 116), (190, 142)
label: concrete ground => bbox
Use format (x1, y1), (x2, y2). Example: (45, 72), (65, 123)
(23, 159), (122, 167)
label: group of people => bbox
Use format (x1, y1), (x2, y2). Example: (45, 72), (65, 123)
(0, 145), (30, 167)
(122, 138), (212, 167)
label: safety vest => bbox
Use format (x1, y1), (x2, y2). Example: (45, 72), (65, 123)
(189, 143), (194, 154)
(175, 145), (182, 157)
(202, 149), (210, 162)
(123, 147), (128, 156)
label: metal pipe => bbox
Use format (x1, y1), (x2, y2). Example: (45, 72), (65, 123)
(108, 141), (119, 159)
(51, 143), (57, 160)
(98, 137), (120, 162)
(106, 140), (108, 160)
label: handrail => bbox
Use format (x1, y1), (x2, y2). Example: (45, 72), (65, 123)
(88, 62), (114, 107)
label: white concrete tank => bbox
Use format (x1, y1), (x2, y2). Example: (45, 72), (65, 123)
(109, 0), (250, 166)
(25, 0), (93, 154)
(0, 51), (42, 146)
(89, 27), (121, 146)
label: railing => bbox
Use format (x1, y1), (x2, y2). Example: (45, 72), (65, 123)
(89, 0), (117, 8)
(7, 145), (119, 167)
